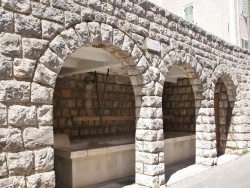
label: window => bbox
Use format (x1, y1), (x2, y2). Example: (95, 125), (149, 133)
(242, 0), (249, 17)
(241, 38), (248, 48)
(184, 4), (194, 23)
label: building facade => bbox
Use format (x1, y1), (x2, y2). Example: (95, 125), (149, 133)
(0, 0), (250, 187)
(149, 0), (250, 49)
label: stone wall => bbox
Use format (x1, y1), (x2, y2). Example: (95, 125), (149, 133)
(162, 78), (195, 133)
(0, 0), (250, 187)
(53, 72), (135, 139)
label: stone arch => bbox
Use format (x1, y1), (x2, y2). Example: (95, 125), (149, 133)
(31, 21), (161, 187)
(212, 64), (239, 156)
(160, 49), (206, 166)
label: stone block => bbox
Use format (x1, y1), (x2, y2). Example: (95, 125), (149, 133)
(37, 105), (53, 126)
(39, 49), (63, 74)
(0, 80), (30, 102)
(2, 0), (31, 13)
(34, 147), (54, 171)
(0, 103), (7, 127)
(51, 0), (81, 14)
(0, 153), (7, 177)
(0, 128), (23, 150)
(136, 130), (158, 141)
(7, 151), (33, 175)
(113, 29), (124, 48)
(0, 176), (25, 188)
(95, 12), (107, 23)
(65, 11), (81, 28)
(137, 107), (162, 118)
(89, 0), (101, 10)
(32, 2), (64, 23)
(142, 96), (162, 107)
(122, 35), (135, 55)
(61, 28), (81, 51)
(31, 82), (53, 104)
(144, 163), (164, 176)
(15, 14), (41, 36)
(81, 7), (94, 21)
(136, 118), (163, 130)
(131, 45), (143, 64)
(136, 151), (159, 164)
(13, 58), (36, 79)
(49, 35), (72, 60)
(75, 22), (90, 44)
(101, 23), (113, 43)
(34, 64), (57, 88)
(136, 173), (159, 188)
(22, 38), (49, 60)
(0, 10), (14, 31)
(0, 55), (12, 77)
(88, 22), (101, 43)
(42, 20), (63, 40)
(135, 162), (143, 173)
(26, 171), (55, 188)
(8, 105), (36, 127)
(196, 140), (216, 149)
(196, 156), (215, 166)
(143, 141), (164, 153)
(0, 33), (22, 56)
(23, 126), (53, 148)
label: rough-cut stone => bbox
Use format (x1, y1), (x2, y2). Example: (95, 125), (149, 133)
(0, 153), (7, 177)
(2, 0), (31, 13)
(61, 28), (81, 51)
(136, 152), (159, 165)
(42, 20), (63, 40)
(0, 80), (30, 102)
(34, 147), (54, 171)
(88, 22), (101, 43)
(13, 58), (36, 79)
(7, 151), (33, 175)
(15, 14), (41, 36)
(0, 103), (7, 127)
(136, 130), (158, 141)
(0, 128), (23, 150)
(8, 105), (36, 127)
(144, 141), (164, 153)
(81, 7), (94, 21)
(49, 35), (72, 60)
(0, 10), (13, 31)
(65, 11), (81, 28)
(0, 33), (21, 56)
(137, 118), (163, 130)
(52, 0), (81, 14)
(0, 176), (25, 188)
(75, 22), (90, 44)
(26, 171), (55, 188)
(31, 82), (54, 104)
(0, 55), (12, 76)
(39, 49), (64, 73)
(22, 38), (49, 60)
(37, 105), (53, 126)
(136, 173), (159, 188)
(144, 163), (164, 176)
(113, 29), (124, 48)
(33, 64), (57, 87)
(101, 23), (113, 43)
(23, 126), (53, 148)
(32, 2), (64, 23)
(122, 35), (135, 55)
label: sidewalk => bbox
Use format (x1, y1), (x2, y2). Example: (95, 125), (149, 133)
(88, 153), (244, 188)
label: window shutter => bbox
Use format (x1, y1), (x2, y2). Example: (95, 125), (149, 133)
(242, 0), (248, 17)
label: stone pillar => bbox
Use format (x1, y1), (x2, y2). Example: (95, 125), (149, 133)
(135, 96), (165, 188)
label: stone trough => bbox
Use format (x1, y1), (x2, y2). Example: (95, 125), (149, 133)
(54, 132), (195, 187)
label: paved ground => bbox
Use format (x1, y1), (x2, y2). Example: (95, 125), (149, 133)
(168, 153), (250, 188)
(88, 153), (249, 188)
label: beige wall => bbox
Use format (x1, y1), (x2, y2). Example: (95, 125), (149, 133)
(151, 0), (249, 47)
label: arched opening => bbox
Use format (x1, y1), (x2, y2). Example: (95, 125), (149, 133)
(162, 65), (200, 182)
(214, 77), (234, 157)
(53, 45), (136, 187)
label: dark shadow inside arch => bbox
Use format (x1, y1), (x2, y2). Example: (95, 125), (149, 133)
(162, 66), (198, 183)
(214, 77), (234, 157)
(53, 45), (136, 187)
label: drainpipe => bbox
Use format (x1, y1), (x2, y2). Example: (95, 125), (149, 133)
(229, 0), (237, 45)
